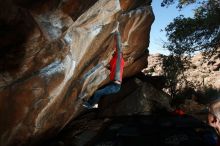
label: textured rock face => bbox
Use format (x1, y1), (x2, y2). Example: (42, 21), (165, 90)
(0, 0), (154, 145)
(188, 49), (220, 90)
(99, 76), (172, 117)
(144, 51), (220, 97)
(143, 53), (165, 76)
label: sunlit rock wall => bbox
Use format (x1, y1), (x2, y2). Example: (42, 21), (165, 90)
(0, 0), (154, 145)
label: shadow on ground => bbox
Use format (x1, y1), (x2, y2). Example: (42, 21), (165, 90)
(42, 110), (218, 146)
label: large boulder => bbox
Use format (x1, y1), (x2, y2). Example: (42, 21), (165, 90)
(0, 0), (154, 145)
(99, 74), (172, 117)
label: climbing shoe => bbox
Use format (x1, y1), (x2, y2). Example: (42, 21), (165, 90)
(83, 102), (93, 109)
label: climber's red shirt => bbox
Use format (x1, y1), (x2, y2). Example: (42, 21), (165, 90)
(109, 52), (124, 82)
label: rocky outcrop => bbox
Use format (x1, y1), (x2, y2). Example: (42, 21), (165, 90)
(99, 75), (172, 117)
(188, 50), (220, 90)
(0, 0), (154, 145)
(143, 53), (165, 76)
(143, 51), (220, 118)
(145, 51), (220, 95)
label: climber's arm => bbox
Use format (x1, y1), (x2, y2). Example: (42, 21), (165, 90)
(114, 30), (124, 82)
(115, 30), (122, 53)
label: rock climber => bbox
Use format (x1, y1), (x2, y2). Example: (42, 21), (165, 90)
(83, 23), (124, 109)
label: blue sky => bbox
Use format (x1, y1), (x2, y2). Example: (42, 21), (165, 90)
(149, 0), (197, 55)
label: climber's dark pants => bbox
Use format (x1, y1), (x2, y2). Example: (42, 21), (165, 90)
(87, 82), (121, 106)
